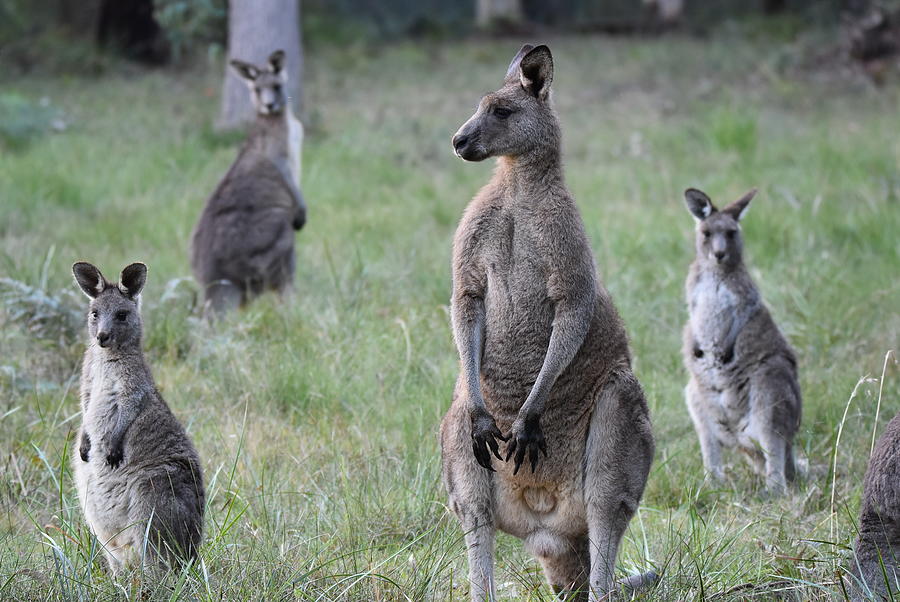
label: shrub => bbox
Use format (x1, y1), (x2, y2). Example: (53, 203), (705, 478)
(0, 93), (58, 150)
(154, 0), (227, 63)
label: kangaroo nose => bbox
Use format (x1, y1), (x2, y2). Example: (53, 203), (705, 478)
(714, 251), (726, 261)
(452, 134), (469, 153)
(97, 332), (110, 347)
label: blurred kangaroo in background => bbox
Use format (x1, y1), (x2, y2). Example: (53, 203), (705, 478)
(440, 44), (656, 601)
(851, 410), (900, 598)
(682, 188), (801, 495)
(191, 49), (307, 316)
(72, 262), (205, 573)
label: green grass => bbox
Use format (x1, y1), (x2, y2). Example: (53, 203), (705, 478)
(1, 30), (899, 600)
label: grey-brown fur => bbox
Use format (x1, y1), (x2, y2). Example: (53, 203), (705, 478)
(190, 49), (306, 315)
(72, 262), (205, 573)
(440, 44), (655, 601)
(681, 188), (801, 495)
(852, 411), (900, 598)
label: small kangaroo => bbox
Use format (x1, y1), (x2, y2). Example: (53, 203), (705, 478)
(440, 45), (656, 601)
(681, 188), (801, 494)
(72, 262), (205, 573)
(852, 410), (900, 598)
(191, 49), (307, 315)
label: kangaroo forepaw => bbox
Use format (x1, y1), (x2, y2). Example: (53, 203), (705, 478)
(470, 409), (507, 471)
(79, 432), (91, 462)
(720, 346), (734, 364)
(505, 414), (547, 475)
(105, 446), (123, 468)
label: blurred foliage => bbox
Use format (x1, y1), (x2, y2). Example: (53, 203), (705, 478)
(0, 275), (83, 345)
(0, 93), (60, 150)
(304, 0), (471, 40)
(154, 0), (227, 63)
(303, 0), (851, 41)
(0, 0), (880, 75)
(0, 0), (107, 75)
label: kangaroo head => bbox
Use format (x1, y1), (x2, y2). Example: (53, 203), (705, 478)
(452, 44), (558, 162)
(230, 50), (289, 116)
(72, 262), (146, 350)
(684, 188), (757, 269)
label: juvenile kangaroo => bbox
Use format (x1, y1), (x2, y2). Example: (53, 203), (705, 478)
(852, 410), (900, 598)
(682, 188), (801, 495)
(440, 44), (656, 601)
(191, 49), (307, 315)
(72, 262), (205, 573)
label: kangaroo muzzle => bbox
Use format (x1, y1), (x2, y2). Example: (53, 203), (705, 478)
(451, 119), (487, 162)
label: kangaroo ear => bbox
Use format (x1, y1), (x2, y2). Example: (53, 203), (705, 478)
(268, 49), (286, 74)
(505, 44), (535, 80)
(230, 59), (259, 81)
(722, 188), (757, 221)
(684, 188), (716, 221)
(518, 45), (553, 100)
(118, 263), (147, 299)
(73, 262), (107, 299)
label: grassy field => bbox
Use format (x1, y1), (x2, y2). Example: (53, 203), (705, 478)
(1, 28), (898, 600)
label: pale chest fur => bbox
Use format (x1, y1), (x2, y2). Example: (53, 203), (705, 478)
(688, 271), (740, 353)
(83, 350), (125, 438)
(75, 349), (134, 541)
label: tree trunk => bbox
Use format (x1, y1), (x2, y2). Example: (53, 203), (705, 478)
(218, 0), (302, 131)
(476, 0), (523, 29)
(97, 0), (168, 64)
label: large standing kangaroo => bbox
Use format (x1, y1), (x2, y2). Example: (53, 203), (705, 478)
(440, 44), (656, 601)
(191, 50), (307, 315)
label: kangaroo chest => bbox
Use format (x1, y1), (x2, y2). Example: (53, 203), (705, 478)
(483, 213), (553, 338)
(84, 354), (126, 439)
(688, 273), (740, 354)
(483, 211), (551, 300)
(76, 353), (137, 541)
(479, 212), (557, 410)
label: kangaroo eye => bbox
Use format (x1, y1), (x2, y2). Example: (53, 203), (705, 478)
(701, 230), (711, 239)
(90, 310), (98, 318)
(115, 310), (129, 321)
(273, 84), (282, 94)
(726, 230), (737, 238)
(494, 107), (513, 119)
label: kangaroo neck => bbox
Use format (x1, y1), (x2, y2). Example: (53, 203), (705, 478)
(248, 110), (290, 158)
(88, 342), (145, 368)
(494, 148), (564, 202)
(699, 259), (747, 281)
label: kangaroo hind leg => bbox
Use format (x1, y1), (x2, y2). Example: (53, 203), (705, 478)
(440, 394), (498, 602)
(536, 537), (589, 601)
(583, 370), (654, 600)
